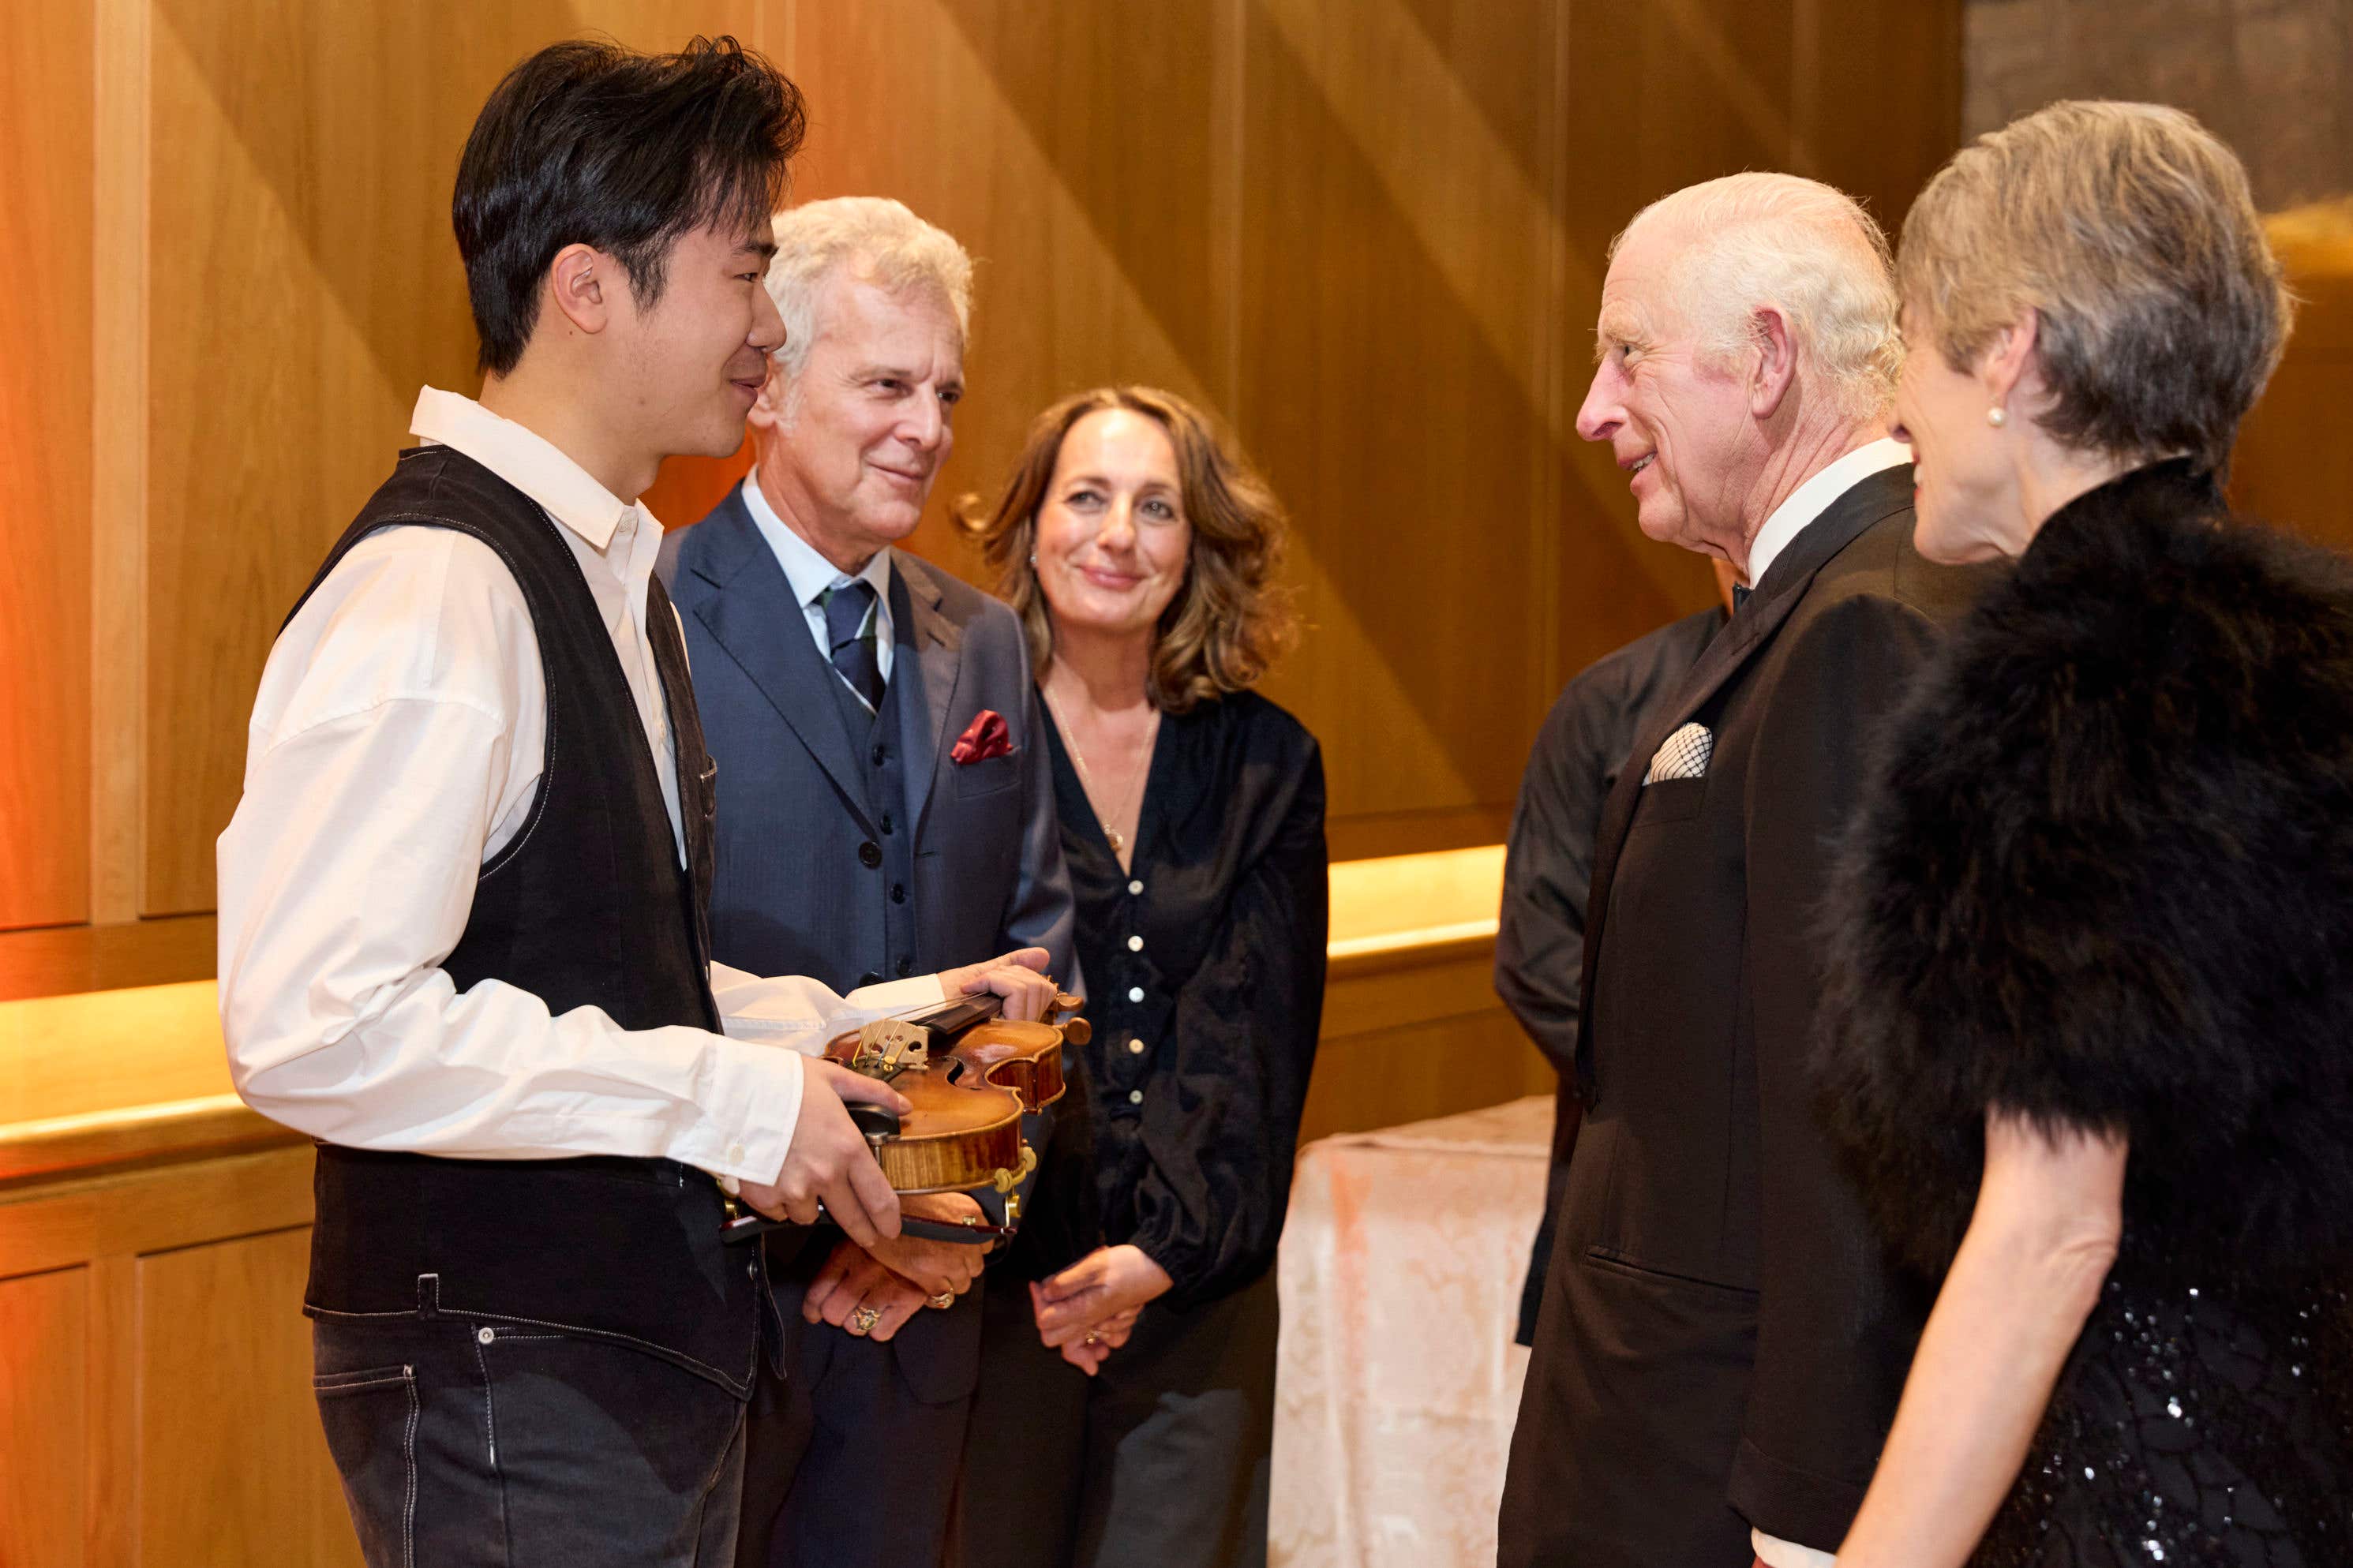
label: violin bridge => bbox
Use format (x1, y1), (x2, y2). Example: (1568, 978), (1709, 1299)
(851, 1018), (931, 1076)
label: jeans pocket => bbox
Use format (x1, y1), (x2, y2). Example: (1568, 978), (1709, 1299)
(313, 1364), (418, 1568)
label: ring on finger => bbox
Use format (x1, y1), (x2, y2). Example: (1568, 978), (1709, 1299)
(848, 1304), (882, 1335)
(926, 1291), (954, 1310)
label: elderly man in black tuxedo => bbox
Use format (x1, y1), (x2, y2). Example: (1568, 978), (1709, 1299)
(659, 196), (1076, 1568)
(1497, 174), (1997, 1568)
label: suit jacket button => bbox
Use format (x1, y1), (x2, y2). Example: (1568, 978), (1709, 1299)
(896, 956), (914, 977)
(871, 743), (888, 766)
(860, 840), (883, 868)
(891, 884), (907, 904)
(857, 971), (882, 989)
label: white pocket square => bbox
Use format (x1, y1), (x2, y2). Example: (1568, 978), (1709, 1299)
(1643, 722), (1714, 784)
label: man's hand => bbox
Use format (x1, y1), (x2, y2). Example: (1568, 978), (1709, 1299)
(936, 946), (1059, 1022)
(807, 1192), (990, 1301)
(735, 1058), (910, 1249)
(1032, 1244), (1174, 1349)
(801, 1247), (932, 1343)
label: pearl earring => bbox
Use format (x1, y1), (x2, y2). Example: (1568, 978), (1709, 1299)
(1028, 552), (1038, 568)
(1986, 406), (2007, 428)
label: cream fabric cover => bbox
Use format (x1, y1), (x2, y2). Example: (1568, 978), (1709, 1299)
(1272, 1095), (1553, 1567)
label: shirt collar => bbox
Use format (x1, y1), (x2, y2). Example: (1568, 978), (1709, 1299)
(1744, 436), (1913, 591)
(740, 472), (894, 608)
(409, 387), (649, 552)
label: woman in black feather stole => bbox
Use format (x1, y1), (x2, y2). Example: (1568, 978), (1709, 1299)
(1824, 102), (2353, 1567)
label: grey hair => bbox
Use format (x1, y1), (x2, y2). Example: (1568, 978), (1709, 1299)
(1615, 173), (1902, 423)
(766, 196), (975, 380)
(1898, 100), (2291, 473)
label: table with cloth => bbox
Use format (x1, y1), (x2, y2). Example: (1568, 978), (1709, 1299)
(1272, 1094), (1553, 1567)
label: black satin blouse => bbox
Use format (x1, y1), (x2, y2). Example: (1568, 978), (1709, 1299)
(1019, 688), (1328, 1310)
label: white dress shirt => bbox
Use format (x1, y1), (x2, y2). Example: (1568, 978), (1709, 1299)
(217, 387), (942, 1184)
(740, 471), (896, 688)
(1743, 436), (1913, 593)
(1746, 436), (1911, 1568)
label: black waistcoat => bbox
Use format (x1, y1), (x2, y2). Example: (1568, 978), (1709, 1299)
(815, 604), (919, 986)
(291, 444), (761, 1396)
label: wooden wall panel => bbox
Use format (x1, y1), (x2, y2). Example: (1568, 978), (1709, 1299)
(0, 0), (1962, 987)
(0, 1267), (87, 1566)
(1300, 1009), (1548, 1147)
(1238, 0), (1568, 859)
(2235, 229), (2353, 552)
(137, 1226), (358, 1566)
(774, 0), (1232, 586)
(142, 0), (759, 915)
(0, 0), (95, 931)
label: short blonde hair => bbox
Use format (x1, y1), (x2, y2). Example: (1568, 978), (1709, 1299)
(766, 196), (973, 379)
(1898, 101), (2292, 473)
(957, 387), (1297, 715)
(1618, 173), (1902, 423)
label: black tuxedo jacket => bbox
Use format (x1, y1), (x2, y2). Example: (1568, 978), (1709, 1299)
(1498, 464), (1999, 1566)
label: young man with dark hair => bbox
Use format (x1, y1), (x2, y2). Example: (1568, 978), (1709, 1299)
(217, 37), (1053, 1566)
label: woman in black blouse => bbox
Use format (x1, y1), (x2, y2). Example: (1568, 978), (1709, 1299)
(953, 387), (1327, 1568)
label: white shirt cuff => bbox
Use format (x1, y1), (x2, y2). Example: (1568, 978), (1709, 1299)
(1753, 1528), (1838, 1568)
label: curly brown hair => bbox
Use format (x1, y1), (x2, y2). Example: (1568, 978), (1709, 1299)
(957, 387), (1297, 713)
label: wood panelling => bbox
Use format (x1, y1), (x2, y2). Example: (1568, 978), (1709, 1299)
(6, 0), (1962, 985)
(141, 0), (760, 915)
(2235, 216), (2353, 553)
(1238, 0), (1567, 850)
(0, 0), (95, 930)
(1300, 1009), (1549, 1147)
(0, 1145), (328, 1566)
(0, 915), (215, 1005)
(139, 1226), (358, 1565)
(777, 0), (1232, 587)
(0, 1268), (86, 1566)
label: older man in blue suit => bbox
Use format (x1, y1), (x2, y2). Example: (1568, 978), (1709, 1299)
(659, 197), (1077, 1568)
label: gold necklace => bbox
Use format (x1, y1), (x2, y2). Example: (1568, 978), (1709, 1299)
(1043, 685), (1157, 856)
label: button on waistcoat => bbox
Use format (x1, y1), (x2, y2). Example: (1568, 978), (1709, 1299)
(819, 642), (919, 984)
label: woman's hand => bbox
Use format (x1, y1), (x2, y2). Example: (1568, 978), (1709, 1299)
(1047, 1302), (1142, 1376)
(1032, 1244), (1173, 1351)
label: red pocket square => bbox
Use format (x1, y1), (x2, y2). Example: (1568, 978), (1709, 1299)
(950, 709), (1014, 765)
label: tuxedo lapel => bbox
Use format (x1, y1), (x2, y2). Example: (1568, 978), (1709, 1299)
(681, 492), (873, 827)
(1573, 462), (1913, 1102)
(890, 552), (967, 843)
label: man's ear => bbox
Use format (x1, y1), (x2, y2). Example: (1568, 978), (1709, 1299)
(747, 359), (790, 433)
(1749, 304), (1798, 421)
(545, 243), (612, 339)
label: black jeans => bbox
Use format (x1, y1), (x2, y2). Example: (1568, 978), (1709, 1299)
(311, 1314), (747, 1567)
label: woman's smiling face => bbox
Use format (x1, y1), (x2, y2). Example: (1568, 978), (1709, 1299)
(1032, 408), (1193, 640)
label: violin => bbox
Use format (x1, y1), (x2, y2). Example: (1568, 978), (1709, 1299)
(720, 987), (1088, 1245)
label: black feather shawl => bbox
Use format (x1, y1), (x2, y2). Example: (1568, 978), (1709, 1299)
(1815, 458), (2353, 1284)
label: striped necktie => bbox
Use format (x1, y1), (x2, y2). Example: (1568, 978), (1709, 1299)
(819, 581), (886, 710)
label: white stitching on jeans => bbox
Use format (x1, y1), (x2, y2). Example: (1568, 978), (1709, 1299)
(473, 1330), (500, 1470)
(400, 1365), (419, 1568)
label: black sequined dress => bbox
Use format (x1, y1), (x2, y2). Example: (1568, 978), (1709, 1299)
(1815, 462), (2353, 1566)
(1976, 1269), (2353, 1565)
